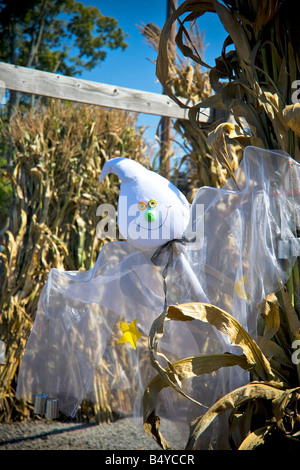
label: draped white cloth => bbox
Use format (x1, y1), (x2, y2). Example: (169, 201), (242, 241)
(16, 146), (300, 447)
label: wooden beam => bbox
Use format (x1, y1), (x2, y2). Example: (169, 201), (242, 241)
(0, 62), (210, 121)
(159, 0), (178, 173)
(0, 61), (209, 121)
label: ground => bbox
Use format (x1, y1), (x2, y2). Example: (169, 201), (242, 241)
(0, 416), (183, 450)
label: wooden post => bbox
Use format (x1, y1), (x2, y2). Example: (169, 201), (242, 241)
(159, 0), (177, 175)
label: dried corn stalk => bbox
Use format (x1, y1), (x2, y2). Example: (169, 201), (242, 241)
(156, 0), (300, 178)
(144, 299), (300, 450)
(142, 0), (300, 449)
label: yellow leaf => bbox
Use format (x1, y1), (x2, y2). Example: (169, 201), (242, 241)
(118, 318), (142, 350)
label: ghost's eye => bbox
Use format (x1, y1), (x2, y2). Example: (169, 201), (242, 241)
(148, 199), (157, 209)
(138, 201), (147, 211)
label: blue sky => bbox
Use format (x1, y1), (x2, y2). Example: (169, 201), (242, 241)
(79, 0), (228, 155)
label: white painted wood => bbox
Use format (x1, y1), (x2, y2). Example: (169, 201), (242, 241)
(0, 61), (210, 122)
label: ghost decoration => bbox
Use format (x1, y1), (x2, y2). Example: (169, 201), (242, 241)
(97, 157), (209, 306)
(16, 146), (300, 449)
(99, 157), (190, 251)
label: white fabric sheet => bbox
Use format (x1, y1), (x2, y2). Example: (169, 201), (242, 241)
(16, 146), (300, 447)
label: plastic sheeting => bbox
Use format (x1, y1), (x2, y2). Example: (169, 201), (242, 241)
(16, 146), (300, 447)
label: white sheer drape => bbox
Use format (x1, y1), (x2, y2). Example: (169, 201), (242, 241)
(16, 146), (300, 447)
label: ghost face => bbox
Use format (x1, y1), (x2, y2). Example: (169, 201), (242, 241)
(133, 198), (170, 231)
(117, 177), (190, 251)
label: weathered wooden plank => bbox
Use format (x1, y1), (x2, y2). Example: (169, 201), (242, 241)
(0, 61), (209, 121)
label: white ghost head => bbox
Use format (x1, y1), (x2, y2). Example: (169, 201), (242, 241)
(99, 157), (190, 251)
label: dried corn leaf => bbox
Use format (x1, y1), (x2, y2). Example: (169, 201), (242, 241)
(238, 425), (272, 450)
(207, 122), (240, 187)
(280, 286), (300, 340)
(259, 293), (281, 347)
(213, 0), (252, 78)
(230, 99), (268, 148)
(144, 300), (279, 449)
(143, 353), (251, 449)
(144, 353), (251, 415)
(186, 382), (284, 449)
(156, 0), (216, 107)
(261, 340), (291, 368)
(271, 386), (300, 422)
(144, 411), (172, 450)
(167, 303), (275, 381)
(254, 0), (280, 29)
(257, 90), (289, 151)
(282, 103), (300, 138)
